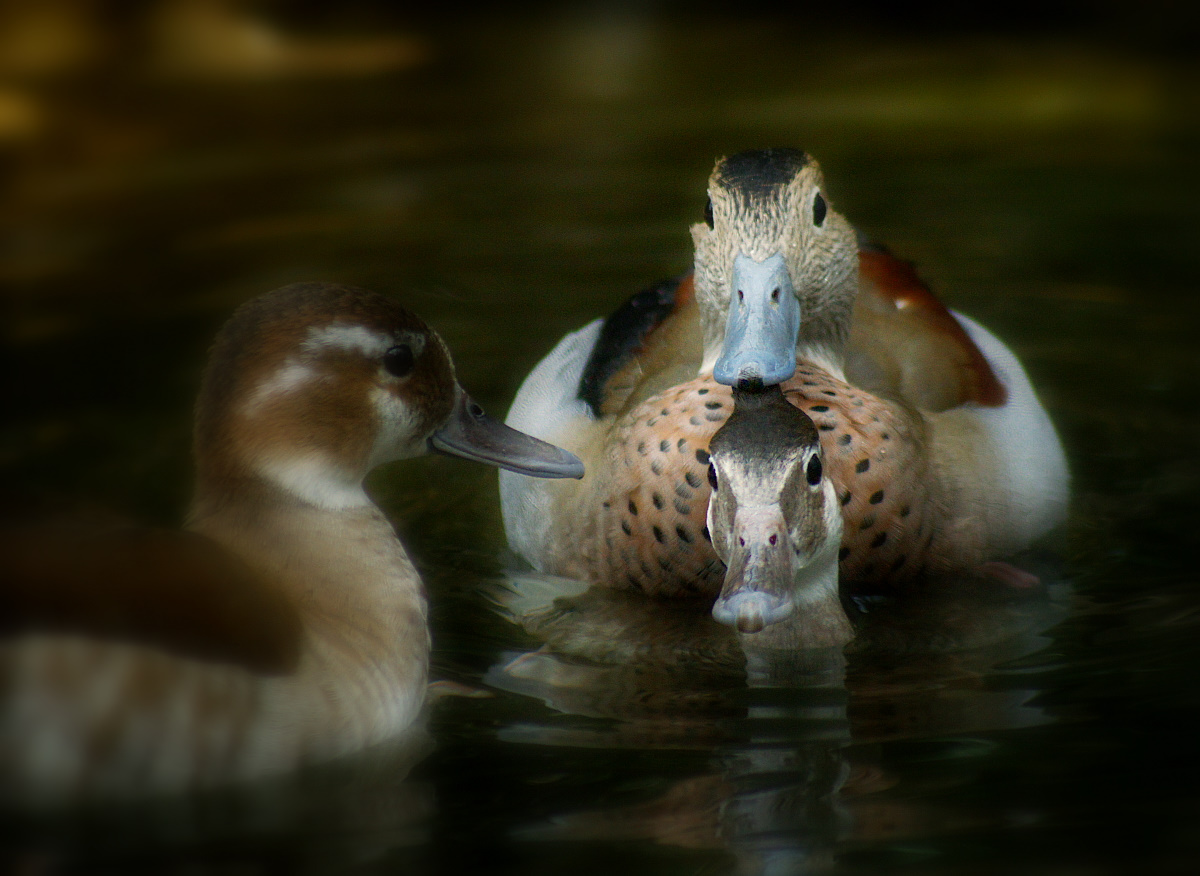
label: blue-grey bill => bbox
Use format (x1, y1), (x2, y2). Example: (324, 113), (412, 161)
(713, 252), (801, 387)
(712, 590), (796, 633)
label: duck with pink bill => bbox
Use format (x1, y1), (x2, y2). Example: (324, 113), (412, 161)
(705, 383), (850, 649)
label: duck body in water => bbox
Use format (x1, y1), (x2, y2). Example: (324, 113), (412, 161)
(500, 149), (1068, 596)
(0, 282), (582, 804)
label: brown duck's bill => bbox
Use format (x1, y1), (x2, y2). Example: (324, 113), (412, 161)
(429, 392), (585, 480)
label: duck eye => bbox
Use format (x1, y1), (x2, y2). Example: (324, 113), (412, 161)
(805, 454), (823, 486)
(704, 197), (714, 229)
(812, 192), (826, 227)
(383, 344), (415, 378)
(707, 462), (718, 491)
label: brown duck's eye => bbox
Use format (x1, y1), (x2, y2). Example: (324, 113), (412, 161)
(806, 454), (823, 486)
(704, 197), (714, 229)
(813, 192), (827, 227)
(383, 344), (415, 378)
(707, 462), (718, 491)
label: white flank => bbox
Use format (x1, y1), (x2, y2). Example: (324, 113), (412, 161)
(951, 311), (1070, 545)
(503, 319), (602, 440)
(499, 319), (602, 566)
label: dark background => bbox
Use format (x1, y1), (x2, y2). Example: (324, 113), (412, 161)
(2, 2), (1199, 873)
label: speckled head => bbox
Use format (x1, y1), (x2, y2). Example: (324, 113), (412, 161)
(692, 149), (859, 388)
(706, 384), (845, 638)
(193, 283), (583, 512)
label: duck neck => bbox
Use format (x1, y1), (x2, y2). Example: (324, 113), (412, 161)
(186, 482), (428, 668)
(793, 340), (848, 383)
(193, 432), (376, 516)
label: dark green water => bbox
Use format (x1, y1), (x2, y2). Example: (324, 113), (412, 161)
(3, 7), (1199, 874)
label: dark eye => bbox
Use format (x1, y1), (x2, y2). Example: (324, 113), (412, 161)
(813, 192), (826, 227)
(707, 462), (718, 491)
(806, 454), (823, 486)
(704, 197), (714, 229)
(383, 344), (415, 378)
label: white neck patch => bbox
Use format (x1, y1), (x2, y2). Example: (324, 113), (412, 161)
(258, 452), (372, 510)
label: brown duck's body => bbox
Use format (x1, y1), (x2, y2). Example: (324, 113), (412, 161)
(501, 151), (1068, 598)
(1, 500), (427, 802)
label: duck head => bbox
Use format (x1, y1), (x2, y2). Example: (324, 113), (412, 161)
(192, 282), (583, 512)
(706, 385), (850, 648)
(691, 149), (859, 388)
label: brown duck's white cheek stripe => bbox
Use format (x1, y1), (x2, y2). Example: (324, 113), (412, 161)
(300, 323), (429, 371)
(302, 322), (397, 358)
(237, 355), (373, 509)
(237, 323), (400, 419)
(240, 360), (320, 417)
(238, 323), (440, 507)
(366, 384), (428, 468)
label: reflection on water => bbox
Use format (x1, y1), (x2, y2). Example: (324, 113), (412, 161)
(484, 565), (1065, 874)
(2, 737), (436, 872)
(3, 2), (1200, 874)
